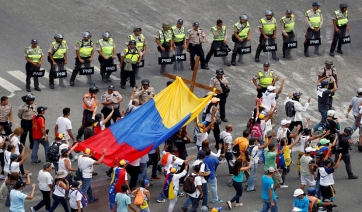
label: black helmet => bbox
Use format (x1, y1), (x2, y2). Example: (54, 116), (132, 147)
(316, 151), (324, 158)
(344, 127), (353, 135)
(89, 86), (99, 93)
(25, 93), (35, 101)
(141, 79), (150, 85)
(215, 68), (224, 75)
(54, 33), (64, 39)
(129, 40), (136, 45)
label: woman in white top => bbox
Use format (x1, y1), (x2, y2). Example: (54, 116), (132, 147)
(9, 127), (26, 177)
(132, 179), (151, 212)
(9, 148), (30, 177)
(31, 162), (53, 212)
(49, 171), (70, 212)
(69, 181), (84, 212)
(0, 144), (15, 197)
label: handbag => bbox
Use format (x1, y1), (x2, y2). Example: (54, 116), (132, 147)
(124, 59), (133, 71)
(217, 78), (230, 93)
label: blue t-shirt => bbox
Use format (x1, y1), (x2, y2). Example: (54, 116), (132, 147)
(293, 196), (309, 212)
(203, 156), (219, 180)
(261, 175), (277, 200)
(9, 189), (27, 212)
(115, 193), (131, 212)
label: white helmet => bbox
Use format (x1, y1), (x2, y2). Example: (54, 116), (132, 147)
(82, 31), (92, 38)
(327, 110), (335, 117)
(293, 188), (304, 197)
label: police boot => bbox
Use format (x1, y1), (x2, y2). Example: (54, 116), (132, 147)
(272, 52), (279, 61)
(254, 48), (261, 62)
(304, 43), (310, 57)
(105, 72), (112, 83)
(70, 70), (77, 86)
(314, 45), (321, 56)
(231, 53), (237, 66)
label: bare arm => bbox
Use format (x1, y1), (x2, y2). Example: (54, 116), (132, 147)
(289, 133), (302, 149)
(276, 78), (286, 95)
(64, 158), (77, 172)
(67, 129), (76, 143)
(93, 149), (106, 165)
(333, 153), (342, 169)
(19, 149), (31, 165)
(102, 107), (114, 125)
(26, 184), (36, 199)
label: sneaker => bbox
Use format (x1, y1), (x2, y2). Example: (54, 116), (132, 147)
(212, 199), (223, 203)
(181, 206), (188, 212)
(89, 197), (99, 203)
(156, 199), (166, 203)
(106, 171), (112, 177)
(235, 203), (243, 207)
(0, 175), (5, 180)
(280, 185), (288, 188)
(178, 192), (184, 197)
(246, 189), (256, 192)
(30, 207), (36, 212)
(227, 201), (232, 209)
(32, 160), (41, 164)
(348, 175), (358, 179)
(151, 176), (161, 180)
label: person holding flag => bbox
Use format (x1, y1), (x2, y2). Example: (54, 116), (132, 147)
(109, 159), (130, 210)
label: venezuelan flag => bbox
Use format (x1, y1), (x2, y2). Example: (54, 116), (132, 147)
(76, 77), (214, 166)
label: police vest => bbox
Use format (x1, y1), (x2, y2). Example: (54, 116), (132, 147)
(260, 17), (276, 35)
(234, 22), (250, 39)
(281, 14), (295, 32)
(124, 48), (140, 64)
(51, 40), (67, 59)
(334, 10), (348, 26)
(25, 46), (42, 63)
(258, 70), (274, 88)
(211, 25), (226, 41)
(171, 26), (185, 42)
(82, 93), (97, 111)
(158, 30), (172, 44)
(77, 39), (93, 57)
(98, 38), (114, 57)
(129, 34), (145, 50)
(306, 9), (322, 28)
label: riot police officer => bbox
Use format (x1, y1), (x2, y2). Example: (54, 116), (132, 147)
(330, 3), (349, 56)
(255, 10), (279, 62)
(231, 14), (250, 66)
(25, 39), (43, 92)
(155, 23), (174, 75)
(96, 31), (116, 82)
(48, 33), (68, 89)
(280, 10), (296, 58)
(120, 40), (143, 89)
(127, 27), (147, 78)
(171, 19), (186, 70)
(304, 2), (323, 57)
(205, 19), (229, 66)
(70, 31), (94, 86)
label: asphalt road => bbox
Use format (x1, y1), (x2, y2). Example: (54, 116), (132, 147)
(0, 0), (362, 211)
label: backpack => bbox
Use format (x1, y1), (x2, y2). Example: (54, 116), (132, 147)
(183, 175), (197, 194)
(245, 145), (257, 161)
(250, 123), (263, 140)
(232, 143), (240, 157)
(73, 190), (88, 206)
(134, 189), (145, 206)
(246, 117), (254, 131)
(276, 145), (286, 168)
(47, 142), (61, 163)
(285, 101), (296, 117)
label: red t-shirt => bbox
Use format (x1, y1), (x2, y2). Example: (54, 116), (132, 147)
(32, 115), (45, 140)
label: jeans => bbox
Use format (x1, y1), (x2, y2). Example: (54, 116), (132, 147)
(352, 115), (359, 131)
(335, 153), (354, 177)
(316, 179), (321, 199)
(261, 199), (278, 212)
(81, 177), (95, 202)
(137, 206), (150, 212)
(31, 138), (50, 162)
(225, 152), (233, 174)
(230, 180), (243, 203)
(188, 196), (200, 212)
(148, 153), (158, 178)
(138, 162), (149, 182)
(49, 194), (69, 212)
(247, 161), (258, 190)
(318, 107), (328, 122)
(33, 190), (51, 211)
(207, 178), (219, 201)
(77, 109), (93, 140)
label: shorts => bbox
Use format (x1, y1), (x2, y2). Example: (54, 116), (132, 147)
(265, 170), (283, 184)
(301, 174), (316, 186)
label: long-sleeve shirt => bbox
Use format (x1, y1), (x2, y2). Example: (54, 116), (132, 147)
(284, 97), (309, 122)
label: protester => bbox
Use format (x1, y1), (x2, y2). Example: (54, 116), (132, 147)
(69, 181), (84, 212)
(113, 184), (138, 212)
(30, 162), (53, 212)
(9, 181), (35, 212)
(132, 179), (151, 212)
(49, 171), (70, 212)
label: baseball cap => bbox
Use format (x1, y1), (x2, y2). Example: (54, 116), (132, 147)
(320, 138), (330, 145)
(267, 85), (276, 92)
(170, 167), (177, 173)
(293, 91), (303, 97)
(108, 85), (115, 90)
(133, 27), (142, 31)
(321, 81), (328, 87)
(84, 148), (91, 155)
(31, 39), (38, 44)
(268, 167), (276, 172)
(358, 88), (362, 93)
(177, 19), (183, 24)
(10, 154), (20, 160)
(120, 159), (127, 166)
(263, 62), (270, 67)
(305, 147), (316, 153)
(55, 133), (63, 140)
(281, 119), (291, 126)
(312, 2), (321, 7)
(193, 22), (199, 27)
(211, 97), (220, 103)
(15, 181), (26, 189)
(61, 148), (70, 156)
(143, 179), (150, 187)
(324, 60), (333, 65)
(198, 150), (206, 159)
(37, 106), (47, 113)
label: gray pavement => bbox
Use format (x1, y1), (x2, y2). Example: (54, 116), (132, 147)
(0, 0), (362, 211)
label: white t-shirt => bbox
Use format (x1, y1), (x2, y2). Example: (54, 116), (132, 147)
(188, 174), (202, 198)
(0, 136), (4, 153)
(11, 136), (21, 155)
(129, 158), (141, 166)
(262, 92), (276, 112)
(53, 182), (66, 197)
(78, 155), (95, 178)
(140, 154), (149, 163)
(195, 131), (208, 146)
(4, 150), (11, 173)
(299, 136), (309, 152)
(58, 157), (71, 175)
(56, 116), (73, 139)
(125, 100), (139, 115)
(359, 108), (362, 124)
(192, 160), (207, 183)
(220, 131), (232, 152)
(69, 189), (83, 209)
(251, 145), (259, 163)
(162, 151), (184, 173)
(172, 170), (187, 191)
(37, 170), (53, 191)
(10, 161), (20, 173)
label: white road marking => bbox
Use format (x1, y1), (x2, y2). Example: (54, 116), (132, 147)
(8, 70), (46, 89)
(0, 77), (22, 97)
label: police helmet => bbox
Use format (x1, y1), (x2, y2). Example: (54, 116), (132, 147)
(89, 86), (99, 94)
(133, 27), (142, 32)
(344, 127), (353, 135)
(265, 10), (274, 16)
(215, 68), (224, 75)
(340, 3), (348, 9)
(307, 187), (317, 195)
(240, 14), (248, 21)
(141, 79), (150, 85)
(24, 93), (35, 102)
(54, 33), (64, 39)
(82, 31), (92, 38)
(102, 31), (111, 38)
(286, 10), (293, 14)
(129, 40), (137, 45)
